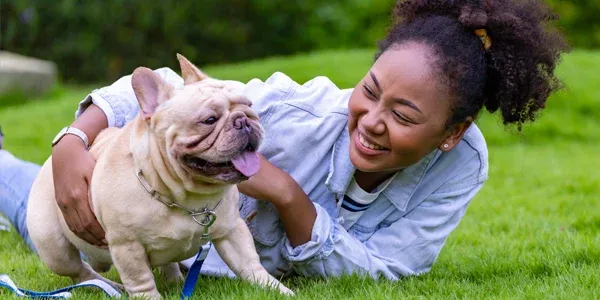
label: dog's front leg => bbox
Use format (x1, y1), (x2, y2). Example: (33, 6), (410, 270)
(213, 218), (294, 296)
(110, 242), (161, 299)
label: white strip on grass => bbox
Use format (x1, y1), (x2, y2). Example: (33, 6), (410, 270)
(0, 214), (11, 231)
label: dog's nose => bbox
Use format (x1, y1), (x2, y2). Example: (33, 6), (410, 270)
(233, 115), (252, 132)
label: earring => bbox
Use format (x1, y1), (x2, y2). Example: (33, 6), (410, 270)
(443, 144), (449, 149)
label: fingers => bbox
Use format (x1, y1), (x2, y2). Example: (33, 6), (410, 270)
(59, 203), (103, 246)
(76, 193), (107, 245)
(82, 172), (107, 244)
(75, 210), (107, 247)
(59, 206), (104, 247)
(57, 187), (106, 247)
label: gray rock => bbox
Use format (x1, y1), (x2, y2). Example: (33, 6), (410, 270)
(0, 51), (58, 98)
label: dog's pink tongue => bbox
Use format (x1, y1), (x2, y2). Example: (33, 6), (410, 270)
(231, 151), (260, 177)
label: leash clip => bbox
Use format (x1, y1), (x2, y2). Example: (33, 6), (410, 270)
(191, 209), (217, 239)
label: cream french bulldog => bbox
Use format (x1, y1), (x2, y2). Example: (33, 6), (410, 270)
(26, 55), (293, 299)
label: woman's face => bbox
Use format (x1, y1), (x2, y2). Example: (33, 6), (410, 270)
(348, 42), (468, 173)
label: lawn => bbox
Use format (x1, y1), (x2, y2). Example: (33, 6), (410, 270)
(2, 48), (600, 299)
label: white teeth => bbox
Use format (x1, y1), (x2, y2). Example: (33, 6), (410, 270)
(359, 133), (384, 150)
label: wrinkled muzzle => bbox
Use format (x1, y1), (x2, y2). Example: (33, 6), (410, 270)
(182, 110), (263, 184)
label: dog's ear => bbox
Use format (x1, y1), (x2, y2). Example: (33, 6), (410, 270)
(176, 53), (208, 85)
(131, 67), (173, 120)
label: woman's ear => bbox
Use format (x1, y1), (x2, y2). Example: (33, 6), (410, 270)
(438, 117), (473, 152)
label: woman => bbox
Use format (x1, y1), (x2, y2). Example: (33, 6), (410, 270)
(1, 0), (567, 279)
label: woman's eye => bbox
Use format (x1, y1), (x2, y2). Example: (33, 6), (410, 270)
(363, 85), (376, 98)
(202, 117), (218, 125)
(393, 111), (412, 124)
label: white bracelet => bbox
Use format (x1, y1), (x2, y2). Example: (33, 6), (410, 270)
(51, 126), (90, 149)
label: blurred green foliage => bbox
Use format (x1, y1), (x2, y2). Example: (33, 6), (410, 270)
(0, 0), (393, 82)
(546, 0), (600, 49)
(0, 0), (597, 83)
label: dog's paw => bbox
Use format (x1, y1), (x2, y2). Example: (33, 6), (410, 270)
(159, 263), (184, 283)
(93, 277), (125, 294)
(278, 284), (295, 296)
(165, 272), (185, 283)
(129, 290), (162, 300)
(109, 281), (125, 293)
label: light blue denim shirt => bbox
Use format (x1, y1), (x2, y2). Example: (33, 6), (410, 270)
(75, 68), (488, 280)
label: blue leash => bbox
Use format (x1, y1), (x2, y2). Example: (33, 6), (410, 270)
(180, 243), (211, 300)
(0, 274), (122, 298)
(0, 243), (211, 299)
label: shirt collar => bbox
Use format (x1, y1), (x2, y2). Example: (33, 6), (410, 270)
(325, 125), (355, 196)
(381, 149), (440, 211)
(325, 124), (441, 212)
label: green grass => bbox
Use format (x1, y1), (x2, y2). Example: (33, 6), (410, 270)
(2, 48), (600, 299)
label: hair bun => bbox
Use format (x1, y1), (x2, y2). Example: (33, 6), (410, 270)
(459, 6), (488, 28)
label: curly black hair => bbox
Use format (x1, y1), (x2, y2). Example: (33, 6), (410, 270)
(375, 0), (570, 129)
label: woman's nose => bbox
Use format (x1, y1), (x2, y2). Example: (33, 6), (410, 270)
(360, 108), (386, 135)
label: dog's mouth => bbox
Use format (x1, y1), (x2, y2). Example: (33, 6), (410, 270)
(182, 145), (260, 182)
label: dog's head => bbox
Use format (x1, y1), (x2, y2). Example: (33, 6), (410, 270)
(131, 54), (263, 185)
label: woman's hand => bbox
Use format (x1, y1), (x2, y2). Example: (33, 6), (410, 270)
(238, 154), (316, 247)
(52, 135), (107, 247)
(50, 104), (109, 248)
(237, 154), (294, 205)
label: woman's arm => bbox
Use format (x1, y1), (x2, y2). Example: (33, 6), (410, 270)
(238, 155), (484, 279)
(70, 104), (108, 143)
(237, 155), (316, 246)
(52, 104), (109, 247)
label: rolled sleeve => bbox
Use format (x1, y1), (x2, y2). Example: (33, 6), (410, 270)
(280, 182), (484, 279)
(282, 202), (337, 262)
(74, 67), (183, 128)
(75, 92), (117, 127)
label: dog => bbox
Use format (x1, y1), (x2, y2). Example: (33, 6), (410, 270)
(26, 54), (293, 299)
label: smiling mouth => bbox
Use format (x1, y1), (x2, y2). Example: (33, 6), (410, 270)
(358, 133), (388, 151)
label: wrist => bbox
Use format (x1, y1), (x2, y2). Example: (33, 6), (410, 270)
(70, 104), (108, 145)
(52, 126), (90, 149)
(53, 134), (88, 152)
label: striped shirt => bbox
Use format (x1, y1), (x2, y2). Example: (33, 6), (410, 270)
(338, 173), (398, 230)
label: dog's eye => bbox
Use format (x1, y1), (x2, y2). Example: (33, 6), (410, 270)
(202, 117), (218, 125)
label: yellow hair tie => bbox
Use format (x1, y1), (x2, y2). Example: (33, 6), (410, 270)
(475, 28), (492, 51)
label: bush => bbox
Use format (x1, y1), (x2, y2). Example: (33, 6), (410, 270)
(1, 0), (596, 83)
(545, 0), (600, 49)
(0, 0), (394, 83)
